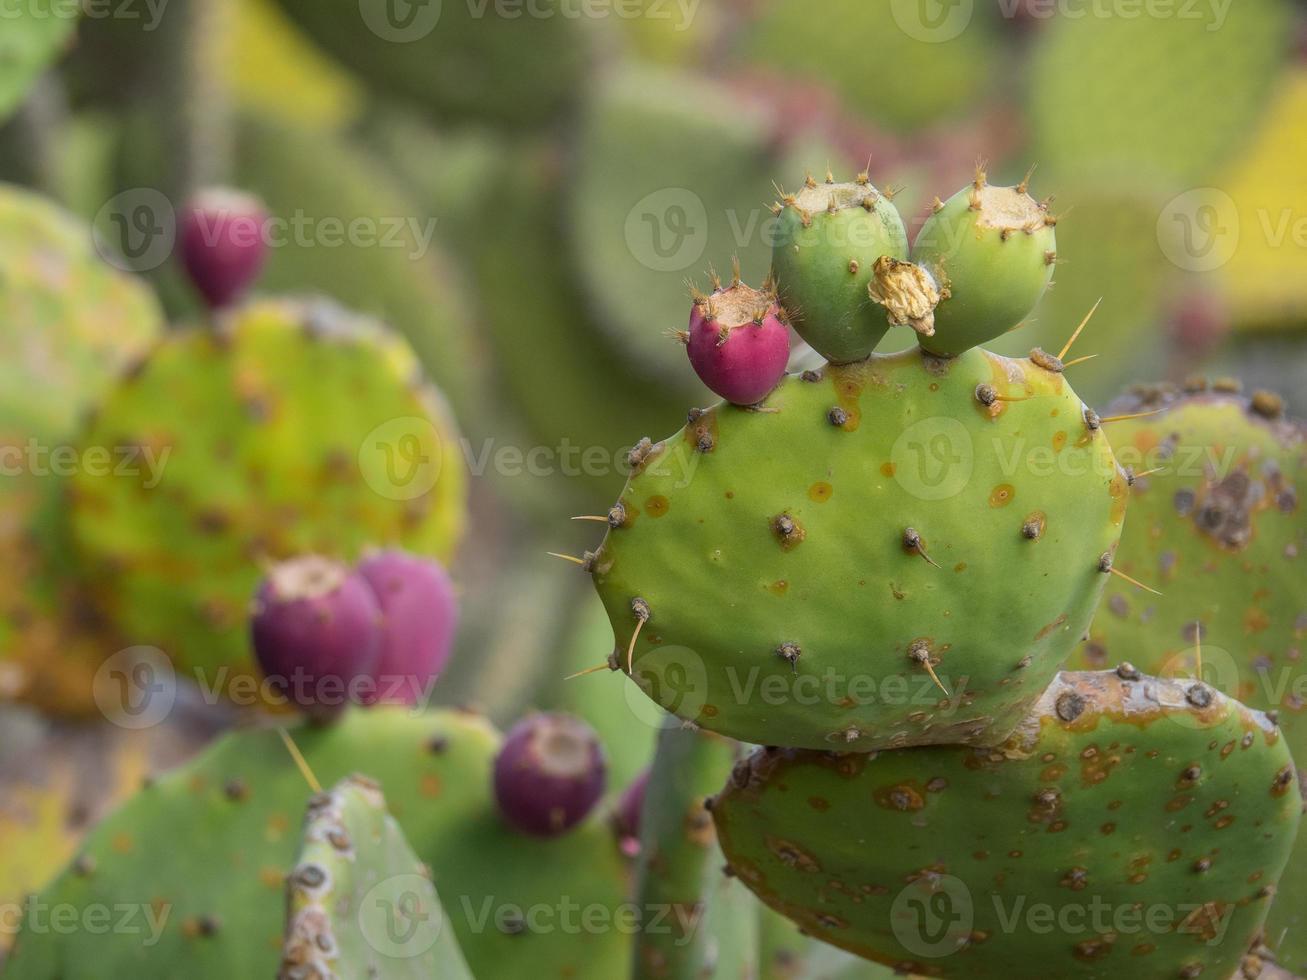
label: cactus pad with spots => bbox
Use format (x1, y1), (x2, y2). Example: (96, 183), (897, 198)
(6, 709), (629, 978)
(590, 345), (1127, 751)
(1069, 382), (1307, 971)
(712, 670), (1301, 979)
(68, 297), (466, 690)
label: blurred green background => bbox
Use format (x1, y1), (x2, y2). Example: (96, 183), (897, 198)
(2, 0), (1306, 962)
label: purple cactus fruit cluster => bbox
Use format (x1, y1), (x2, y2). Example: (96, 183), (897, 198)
(179, 187), (270, 310)
(685, 278), (791, 406)
(250, 549), (458, 720)
(493, 713), (607, 837)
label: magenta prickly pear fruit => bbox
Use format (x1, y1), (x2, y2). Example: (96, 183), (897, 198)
(356, 549), (459, 706)
(613, 766), (650, 856)
(250, 555), (383, 722)
(493, 713), (607, 837)
(179, 187), (269, 309)
(684, 267), (790, 406)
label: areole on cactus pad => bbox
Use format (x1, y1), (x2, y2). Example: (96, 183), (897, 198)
(588, 343), (1129, 752)
(711, 670), (1302, 980)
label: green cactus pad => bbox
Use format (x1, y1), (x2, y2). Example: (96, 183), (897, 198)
(68, 296), (466, 690)
(280, 774), (472, 979)
(911, 174), (1056, 358)
(7, 708), (630, 978)
(1029, 0), (1290, 185)
(712, 670), (1302, 979)
(771, 175), (910, 364)
(270, 0), (591, 128)
(570, 64), (780, 387)
(1067, 382), (1307, 971)
(0, 4), (78, 121)
(729, 0), (998, 133)
(590, 345), (1127, 751)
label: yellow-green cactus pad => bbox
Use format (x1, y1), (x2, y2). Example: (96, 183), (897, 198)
(69, 297), (466, 691)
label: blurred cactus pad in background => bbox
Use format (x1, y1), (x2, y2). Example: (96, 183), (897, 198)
(2, 1), (1307, 979)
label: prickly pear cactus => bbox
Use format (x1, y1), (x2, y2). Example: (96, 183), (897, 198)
(1029, 0), (1290, 183)
(1068, 381), (1307, 971)
(0, 4), (78, 120)
(729, 0), (998, 133)
(712, 670), (1302, 979)
(271, 0), (591, 127)
(280, 774), (473, 979)
(6, 709), (630, 978)
(68, 296), (466, 690)
(0, 184), (163, 709)
(589, 345), (1128, 751)
(570, 64), (779, 387)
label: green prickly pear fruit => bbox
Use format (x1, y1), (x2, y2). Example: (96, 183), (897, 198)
(712, 670), (1302, 980)
(68, 297), (466, 695)
(771, 172), (910, 363)
(910, 168), (1057, 357)
(588, 345), (1128, 752)
(1067, 380), (1307, 972)
(280, 774), (473, 979)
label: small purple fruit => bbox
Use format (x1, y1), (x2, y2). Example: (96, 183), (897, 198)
(356, 549), (459, 706)
(685, 279), (791, 406)
(179, 188), (269, 309)
(250, 555), (382, 722)
(613, 767), (650, 857)
(493, 713), (607, 837)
